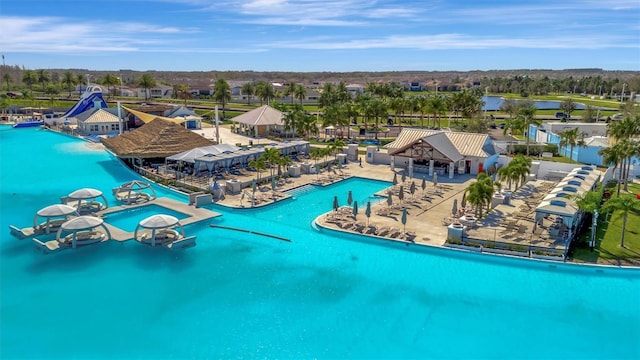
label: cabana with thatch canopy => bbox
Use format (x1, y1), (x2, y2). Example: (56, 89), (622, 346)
(102, 118), (215, 168)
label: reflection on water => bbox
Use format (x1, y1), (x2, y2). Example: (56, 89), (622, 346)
(482, 95), (588, 111)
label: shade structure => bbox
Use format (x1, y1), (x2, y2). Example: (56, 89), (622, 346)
(333, 196), (339, 211)
(114, 180), (156, 204)
(134, 214), (185, 247)
(452, 198), (458, 216)
(61, 215), (104, 230)
(352, 201), (358, 217)
(347, 190), (353, 206)
(401, 171), (406, 183)
(68, 188), (103, 200)
(387, 191), (393, 207)
(365, 201), (372, 224)
(401, 207), (408, 230)
(410, 181), (416, 197)
(400, 207), (407, 233)
(36, 204), (77, 218)
(56, 216), (110, 249)
(139, 214), (179, 229)
(34, 204), (79, 233)
(421, 177), (426, 192)
(393, 173), (398, 185)
(67, 187), (109, 212)
(398, 186), (404, 203)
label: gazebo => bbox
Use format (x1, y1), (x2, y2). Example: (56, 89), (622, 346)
(55, 216), (112, 249)
(134, 214), (188, 248)
(64, 188), (109, 214)
(113, 180), (157, 204)
(34, 204), (79, 234)
(231, 105), (285, 138)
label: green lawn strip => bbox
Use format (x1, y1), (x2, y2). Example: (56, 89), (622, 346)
(573, 183), (640, 265)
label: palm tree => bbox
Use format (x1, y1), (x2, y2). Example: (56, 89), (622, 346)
(498, 155), (531, 190)
(241, 82), (255, 105)
(415, 95), (430, 128)
(297, 113), (318, 139)
(329, 138), (347, 161)
(36, 69), (49, 92)
(176, 84), (191, 106)
(294, 84), (307, 105)
(369, 98), (387, 139)
(606, 117), (640, 193)
(45, 84), (60, 108)
(2, 73), (11, 91)
(310, 147), (324, 168)
(517, 100), (540, 156)
(602, 195), (640, 248)
(255, 81), (274, 105)
(101, 74), (120, 100)
(558, 127), (584, 163)
(248, 157), (266, 183)
(22, 70), (37, 91)
(283, 82), (296, 104)
(213, 78), (232, 120)
(465, 179), (491, 218)
(138, 74), (156, 101)
(430, 96), (447, 128)
(76, 74), (87, 89)
(262, 147), (282, 179)
(61, 71), (76, 97)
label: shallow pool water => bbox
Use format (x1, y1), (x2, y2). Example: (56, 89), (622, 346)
(103, 203), (190, 232)
(1, 126), (639, 359)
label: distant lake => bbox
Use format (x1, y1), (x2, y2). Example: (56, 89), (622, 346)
(481, 96), (587, 111)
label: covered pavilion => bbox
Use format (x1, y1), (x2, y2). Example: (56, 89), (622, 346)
(385, 128), (498, 178)
(231, 105), (285, 138)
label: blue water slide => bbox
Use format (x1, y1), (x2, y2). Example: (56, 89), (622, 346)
(59, 89), (108, 118)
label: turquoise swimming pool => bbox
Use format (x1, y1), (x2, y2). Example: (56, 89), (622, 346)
(1, 126), (639, 359)
(103, 204), (189, 232)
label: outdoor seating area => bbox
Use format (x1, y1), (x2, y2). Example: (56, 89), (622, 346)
(455, 179), (571, 259)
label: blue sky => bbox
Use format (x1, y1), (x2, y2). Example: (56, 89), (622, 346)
(1, 0), (639, 72)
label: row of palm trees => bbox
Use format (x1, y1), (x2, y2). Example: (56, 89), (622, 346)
(247, 147), (291, 184)
(599, 116), (640, 196)
(463, 155), (532, 218)
(245, 140), (346, 185)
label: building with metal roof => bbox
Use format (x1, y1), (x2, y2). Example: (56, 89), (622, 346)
(385, 128), (498, 178)
(75, 108), (122, 136)
(231, 105), (285, 138)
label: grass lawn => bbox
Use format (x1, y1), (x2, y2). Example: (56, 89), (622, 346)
(572, 182), (640, 266)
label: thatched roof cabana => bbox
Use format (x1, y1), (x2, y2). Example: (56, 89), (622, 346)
(102, 118), (214, 160)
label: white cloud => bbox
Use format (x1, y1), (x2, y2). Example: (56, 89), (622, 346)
(266, 33), (638, 50)
(0, 15), (239, 54)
